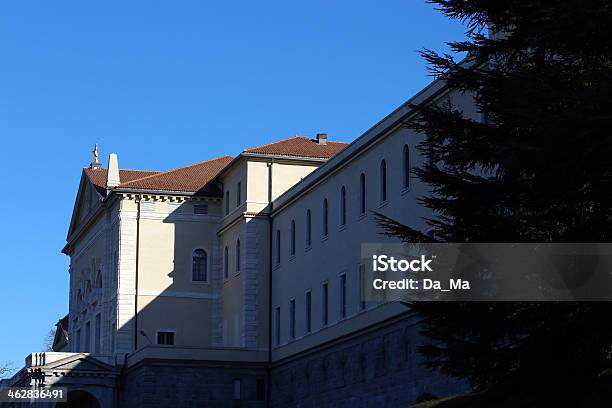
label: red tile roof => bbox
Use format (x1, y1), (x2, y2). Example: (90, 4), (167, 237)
(84, 156), (233, 196)
(118, 156), (233, 194)
(85, 168), (161, 195)
(244, 136), (348, 159)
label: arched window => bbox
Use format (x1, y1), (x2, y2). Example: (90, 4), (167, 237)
(306, 209), (312, 247)
(235, 239), (241, 273)
(290, 220), (296, 256)
(380, 159), (387, 202)
(95, 271), (102, 289)
(322, 198), (329, 237)
(402, 145), (410, 188)
(192, 249), (207, 282)
(86, 280), (92, 294)
(340, 186), (346, 226)
(276, 230), (281, 265)
(360, 173), (366, 214)
(77, 289), (83, 303)
(224, 246), (229, 280)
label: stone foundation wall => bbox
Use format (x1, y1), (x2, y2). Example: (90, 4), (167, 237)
(120, 361), (267, 408)
(269, 313), (467, 408)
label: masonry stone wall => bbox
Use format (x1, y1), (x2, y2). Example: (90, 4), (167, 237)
(269, 313), (467, 408)
(120, 361), (267, 408)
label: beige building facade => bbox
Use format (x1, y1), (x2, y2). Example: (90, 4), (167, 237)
(1, 76), (474, 407)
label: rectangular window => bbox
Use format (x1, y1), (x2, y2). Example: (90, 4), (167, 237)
(194, 204), (209, 215)
(225, 191), (230, 215)
(94, 314), (101, 354)
(275, 307), (281, 345)
(256, 379), (266, 401)
(340, 273), (347, 319)
(305, 291), (312, 333)
(157, 331), (175, 345)
(359, 264), (366, 310)
(322, 283), (329, 326)
(289, 299), (296, 340)
(233, 379), (242, 400)
(111, 323), (116, 353)
(236, 182), (241, 206)
(85, 321), (91, 352)
(76, 329), (81, 352)
(276, 230), (281, 265)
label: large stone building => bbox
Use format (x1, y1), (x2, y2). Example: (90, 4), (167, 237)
(1, 75), (475, 407)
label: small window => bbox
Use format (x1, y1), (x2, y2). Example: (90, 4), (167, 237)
(289, 299), (296, 339)
(380, 159), (387, 202)
(322, 198), (329, 237)
(360, 173), (366, 214)
(359, 264), (366, 310)
(233, 379), (242, 400)
(305, 291), (312, 333)
(157, 331), (175, 345)
(274, 307), (281, 345)
(194, 204), (209, 215)
(85, 321), (91, 352)
(95, 271), (102, 289)
(340, 186), (347, 226)
(290, 220), (296, 256)
(235, 239), (241, 273)
(224, 246), (229, 280)
(225, 191), (230, 215)
(402, 145), (410, 189)
(340, 273), (347, 319)
(236, 182), (242, 206)
(322, 283), (329, 326)
(94, 314), (101, 354)
(192, 249), (207, 282)
(306, 209), (312, 247)
(276, 230), (281, 265)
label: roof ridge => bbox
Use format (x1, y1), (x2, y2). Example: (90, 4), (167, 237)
(118, 155), (233, 188)
(85, 167), (162, 173)
(243, 135), (307, 152)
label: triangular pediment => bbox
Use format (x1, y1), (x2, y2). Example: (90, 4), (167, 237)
(43, 354), (117, 373)
(67, 171), (103, 240)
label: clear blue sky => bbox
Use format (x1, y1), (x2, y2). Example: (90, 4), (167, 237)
(0, 0), (466, 371)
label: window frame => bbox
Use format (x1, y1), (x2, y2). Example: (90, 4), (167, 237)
(290, 220), (296, 256)
(235, 239), (241, 274)
(380, 159), (387, 203)
(340, 186), (347, 226)
(306, 209), (312, 247)
(156, 330), (176, 345)
(191, 248), (208, 283)
(322, 198), (329, 237)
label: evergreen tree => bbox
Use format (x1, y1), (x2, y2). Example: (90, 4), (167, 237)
(376, 0), (612, 401)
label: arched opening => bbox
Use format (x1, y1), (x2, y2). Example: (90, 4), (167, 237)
(56, 390), (100, 408)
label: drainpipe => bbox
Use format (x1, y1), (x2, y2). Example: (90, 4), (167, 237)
(266, 161), (274, 408)
(133, 195), (141, 351)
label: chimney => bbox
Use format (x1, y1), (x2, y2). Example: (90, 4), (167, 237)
(106, 153), (121, 190)
(316, 133), (328, 145)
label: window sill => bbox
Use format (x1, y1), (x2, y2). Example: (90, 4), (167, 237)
(190, 281), (210, 285)
(321, 235), (329, 243)
(378, 200), (389, 209)
(401, 186), (412, 196)
(289, 255), (296, 262)
(305, 245), (312, 252)
(338, 224), (346, 232)
(358, 213), (367, 221)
